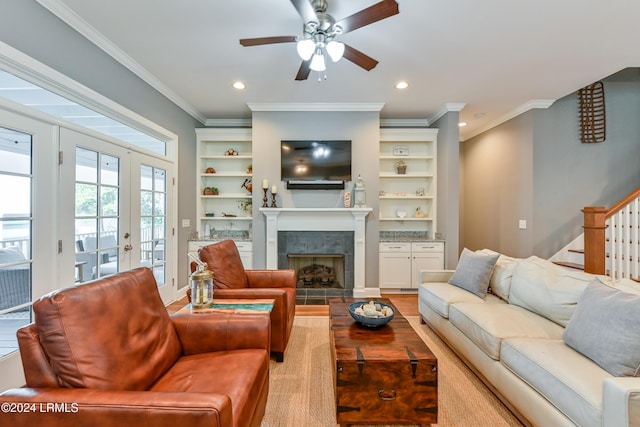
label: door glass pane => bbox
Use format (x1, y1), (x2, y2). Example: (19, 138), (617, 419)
(140, 165), (166, 286)
(76, 148), (97, 183)
(100, 155), (119, 186)
(75, 147), (120, 282)
(0, 127), (33, 357)
(75, 183), (98, 216)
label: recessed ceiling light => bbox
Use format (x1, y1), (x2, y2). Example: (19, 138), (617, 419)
(459, 122), (467, 127)
(474, 112), (485, 118)
(395, 81), (408, 89)
(233, 81), (245, 90)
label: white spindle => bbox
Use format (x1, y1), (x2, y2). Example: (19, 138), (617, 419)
(605, 196), (640, 281)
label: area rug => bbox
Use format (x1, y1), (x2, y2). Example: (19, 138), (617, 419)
(261, 316), (523, 427)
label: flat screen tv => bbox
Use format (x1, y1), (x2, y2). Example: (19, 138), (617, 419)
(281, 140), (351, 189)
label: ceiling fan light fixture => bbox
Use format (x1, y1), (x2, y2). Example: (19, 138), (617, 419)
(326, 41), (344, 62)
(296, 39), (316, 61)
(310, 50), (326, 72)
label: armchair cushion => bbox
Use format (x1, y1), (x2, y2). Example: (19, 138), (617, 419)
(198, 240), (249, 289)
(33, 267), (182, 390)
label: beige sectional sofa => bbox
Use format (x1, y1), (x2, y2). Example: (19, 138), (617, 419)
(418, 250), (640, 427)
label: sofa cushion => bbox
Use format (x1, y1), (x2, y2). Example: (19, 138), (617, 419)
(501, 338), (608, 427)
(33, 267), (182, 390)
(508, 256), (594, 326)
(418, 282), (504, 319)
(478, 249), (517, 300)
(0, 245), (26, 264)
(563, 279), (640, 377)
(449, 302), (564, 360)
(448, 248), (499, 298)
(151, 349), (269, 427)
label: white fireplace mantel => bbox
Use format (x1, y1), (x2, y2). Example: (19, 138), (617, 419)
(260, 208), (372, 298)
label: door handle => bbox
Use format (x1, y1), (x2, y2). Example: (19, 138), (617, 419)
(124, 244), (133, 251)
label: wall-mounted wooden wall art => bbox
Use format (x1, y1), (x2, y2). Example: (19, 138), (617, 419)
(578, 81), (606, 143)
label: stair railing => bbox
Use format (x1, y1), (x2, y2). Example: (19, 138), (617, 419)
(583, 186), (640, 280)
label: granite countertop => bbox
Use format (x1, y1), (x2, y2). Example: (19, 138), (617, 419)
(379, 231), (444, 242)
(379, 237), (444, 242)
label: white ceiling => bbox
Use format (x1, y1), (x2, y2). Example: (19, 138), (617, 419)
(37, 0), (640, 140)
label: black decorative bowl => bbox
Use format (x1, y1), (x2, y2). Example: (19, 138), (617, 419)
(348, 301), (395, 328)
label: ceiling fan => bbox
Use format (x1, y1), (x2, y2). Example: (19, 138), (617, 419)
(239, 0), (399, 81)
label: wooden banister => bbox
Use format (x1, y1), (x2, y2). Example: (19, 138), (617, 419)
(605, 186), (640, 219)
(584, 186), (640, 278)
(582, 206), (607, 275)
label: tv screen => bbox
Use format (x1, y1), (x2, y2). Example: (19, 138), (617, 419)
(281, 140), (351, 188)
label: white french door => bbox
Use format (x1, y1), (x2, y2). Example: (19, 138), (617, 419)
(59, 128), (174, 302)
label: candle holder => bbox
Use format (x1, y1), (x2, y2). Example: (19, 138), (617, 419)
(262, 188), (269, 208)
(270, 192), (277, 208)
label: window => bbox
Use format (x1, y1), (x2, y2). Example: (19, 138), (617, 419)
(0, 127), (33, 357)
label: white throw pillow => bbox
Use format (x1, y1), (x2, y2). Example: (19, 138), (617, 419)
(478, 249), (517, 301)
(0, 246), (26, 264)
(508, 256), (594, 327)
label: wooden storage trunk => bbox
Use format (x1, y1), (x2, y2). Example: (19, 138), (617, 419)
(330, 299), (438, 426)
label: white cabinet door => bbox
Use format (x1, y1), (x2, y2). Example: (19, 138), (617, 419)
(412, 253), (445, 288)
(379, 252), (411, 288)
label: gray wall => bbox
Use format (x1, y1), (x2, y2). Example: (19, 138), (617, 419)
(432, 111), (460, 268)
(533, 80), (640, 257)
(0, 0), (201, 287)
(462, 80), (640, 258)
(251, 111), (380, 288)
(461, 113), (534, 258)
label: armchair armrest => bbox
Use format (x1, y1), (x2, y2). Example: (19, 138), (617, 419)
(171, 311), (270, 356)
(603, 377), (640, 427)
(418, 269), (455, 284)
(246, 270), (296, 289)
(0, 387), (232, 427)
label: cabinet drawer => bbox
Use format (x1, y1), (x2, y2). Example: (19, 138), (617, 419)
(379, 242), (412, 252)
(233, 241), (253, 252)
(411, 242), (444, 253)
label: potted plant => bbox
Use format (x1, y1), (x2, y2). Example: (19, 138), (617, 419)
(203, 186), (219, 195)
(395, 160), (407, 174)
(238, 199), (252, 216)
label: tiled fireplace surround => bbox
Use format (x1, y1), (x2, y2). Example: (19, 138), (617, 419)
(261, 208), (372, 303)
(278, 231), (354, 304)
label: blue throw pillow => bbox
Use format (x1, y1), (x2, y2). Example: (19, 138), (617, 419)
(448, 248), (499, 298)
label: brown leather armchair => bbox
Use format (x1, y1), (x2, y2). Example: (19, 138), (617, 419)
(0, 267), (270, 427)
(190, 240), (296, 362)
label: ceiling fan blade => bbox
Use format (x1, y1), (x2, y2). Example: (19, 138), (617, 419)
(295, 60), (311, 81)
(335, 0), (399, 34)
(239, 36), (297, 47)
(289, 0), (318, 25)
(342, 44), (378, 71)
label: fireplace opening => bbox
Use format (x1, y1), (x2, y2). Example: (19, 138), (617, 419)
(288, 254), (345, 289)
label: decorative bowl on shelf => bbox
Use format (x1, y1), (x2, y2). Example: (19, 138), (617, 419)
(348, 301), (395, 328)
(396, 209), (407, 218)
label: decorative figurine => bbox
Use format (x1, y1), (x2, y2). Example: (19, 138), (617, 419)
(353, 175), (366, 207)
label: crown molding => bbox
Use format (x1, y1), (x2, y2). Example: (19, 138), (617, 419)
(380, 119), (430, 128)
(35, 0), (207, 124)
(247, 102), (385, 112)
(204, 118), (252, 127)
(464, 99), (556, 140)
(427, 103), (466, 125)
